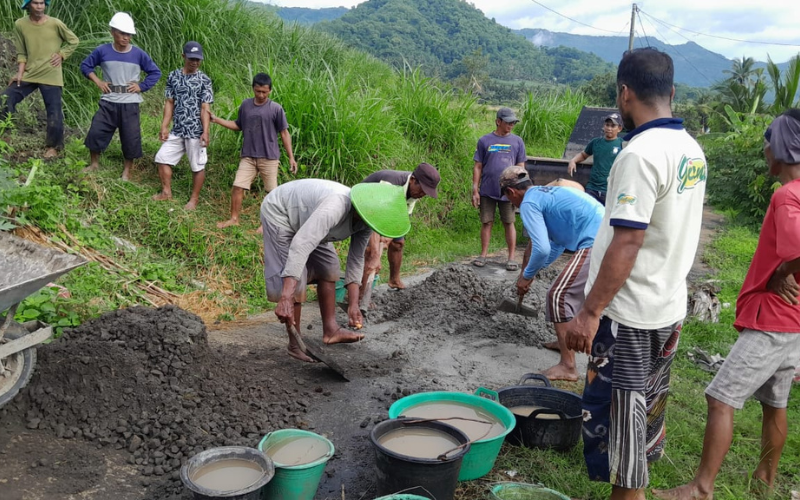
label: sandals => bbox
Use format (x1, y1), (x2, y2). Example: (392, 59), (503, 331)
(505, 261), (519, 271)
(472, 257), (487, 268)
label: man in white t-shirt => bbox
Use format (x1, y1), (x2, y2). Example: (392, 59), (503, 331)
(564, 48), (707, 500)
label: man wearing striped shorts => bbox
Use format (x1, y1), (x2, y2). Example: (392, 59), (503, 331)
(499, 165), (604, 382)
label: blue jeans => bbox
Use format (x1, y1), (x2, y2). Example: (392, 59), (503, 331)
(2, 82), (64, 148)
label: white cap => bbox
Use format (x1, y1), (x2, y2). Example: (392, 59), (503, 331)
(109, 12), (136, 35)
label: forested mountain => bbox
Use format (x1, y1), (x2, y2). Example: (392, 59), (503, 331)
(277, 6), (350, 25)
(315, 0), (613, 85)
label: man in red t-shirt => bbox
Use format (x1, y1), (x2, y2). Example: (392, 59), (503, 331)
(653, 109), (800, 500)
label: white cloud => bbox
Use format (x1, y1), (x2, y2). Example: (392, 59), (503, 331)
(267, 0), (800, 62)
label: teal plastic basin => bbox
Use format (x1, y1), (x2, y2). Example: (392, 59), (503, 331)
(257, 429), (334, 500)
(387, 388), (515, 481)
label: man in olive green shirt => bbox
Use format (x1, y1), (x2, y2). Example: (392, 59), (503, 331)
(1, 0), (79, 158)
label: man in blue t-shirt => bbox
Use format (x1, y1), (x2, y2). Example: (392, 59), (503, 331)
(81, 13), (161, 180)
(567, 112), (624, 205)
(472, 107), (527, 271)
(500, 165), (604, 381)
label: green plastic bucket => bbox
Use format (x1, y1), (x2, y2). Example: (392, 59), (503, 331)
(490, 482), (570, 500)
(335, 276), (379, 302)
(257, 429), (334, 500)
(387, 388), (516, 481)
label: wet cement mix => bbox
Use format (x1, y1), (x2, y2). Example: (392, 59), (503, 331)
(0, 264), (563, 499)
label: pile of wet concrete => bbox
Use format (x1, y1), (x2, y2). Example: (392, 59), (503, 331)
(6, 305), (315, 499)
(372, 264), (558, 346)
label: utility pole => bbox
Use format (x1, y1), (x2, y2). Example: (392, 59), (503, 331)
(628, 3), (637, 52)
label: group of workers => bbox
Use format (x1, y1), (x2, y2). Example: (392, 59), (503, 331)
(3, 2), (799, 500)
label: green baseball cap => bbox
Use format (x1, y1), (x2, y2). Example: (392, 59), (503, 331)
(350, 183), (410, 239)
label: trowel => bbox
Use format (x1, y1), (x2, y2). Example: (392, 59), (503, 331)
(287, 325), (350, 381)
(495, 296), (540, 318)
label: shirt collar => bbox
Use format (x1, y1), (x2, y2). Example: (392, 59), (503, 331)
(623, 117), (684, 141)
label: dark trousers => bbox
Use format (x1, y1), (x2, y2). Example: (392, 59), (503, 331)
(1, 81), (64, 148)
(84, 100), (142, 159)
(586, 188), (606, 206)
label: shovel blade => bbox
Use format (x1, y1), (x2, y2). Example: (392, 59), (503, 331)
(288, 326), (350, 381)
(495, 297), (540, 318)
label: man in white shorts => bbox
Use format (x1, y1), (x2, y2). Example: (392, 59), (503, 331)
(152, 41), (213, 210)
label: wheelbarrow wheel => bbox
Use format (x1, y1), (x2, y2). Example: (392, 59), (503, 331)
(0, 327), (38, 409)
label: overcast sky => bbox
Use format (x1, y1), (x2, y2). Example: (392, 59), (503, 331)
(265, 0), (800, 64)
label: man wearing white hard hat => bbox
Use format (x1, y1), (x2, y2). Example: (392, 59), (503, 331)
(1, 0), (79, 159)
(81, 13), (161, 180)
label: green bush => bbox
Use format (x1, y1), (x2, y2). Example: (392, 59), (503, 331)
(517, 87), (588, 157)
(701, 108), (778, 225)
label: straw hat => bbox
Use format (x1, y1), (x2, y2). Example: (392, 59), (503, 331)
(350, 183), (410, 239)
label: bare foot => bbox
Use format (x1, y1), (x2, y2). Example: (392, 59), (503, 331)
(216, 218), (239, 229)
(152, 192), (172, 202)
(542, 340), (560, 352)
(540, 364), (579, 382)
(121, 169), (131, 181)
(652, 483), (712, 500)
(184, 200), (198, 210)
(388, 279), (406, 290)
(322, 327), (364, 345)
(256, 225), (264, 235)
(82, 164), (99, 174)
(287, 345), (318, 363)
(43, 148), (58, 159)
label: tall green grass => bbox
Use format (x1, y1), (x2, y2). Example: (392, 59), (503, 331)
(517, 87), (588, 157)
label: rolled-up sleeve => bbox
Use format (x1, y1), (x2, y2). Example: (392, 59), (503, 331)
(344, 227), (373, 285)
(281, 196), (350, 280)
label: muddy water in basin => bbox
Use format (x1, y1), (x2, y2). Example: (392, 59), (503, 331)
(508, 405), (563, 420)
(402, 401), (505, 441)
(191, 459), (264, 491)
(377, 427), (461, 459)
(264, 436), (330, 466)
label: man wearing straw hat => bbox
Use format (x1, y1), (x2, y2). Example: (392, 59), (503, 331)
(260, 179), (410, 362)
(1, 0), (79, 159)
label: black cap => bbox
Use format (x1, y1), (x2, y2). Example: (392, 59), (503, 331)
(604, 112), (623, 126)
(183, 41), (204, 60)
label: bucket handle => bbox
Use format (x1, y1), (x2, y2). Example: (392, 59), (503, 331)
(529, 408), (568, 420)
(474, 387), (499, 401)
(518, 373), (552, 387)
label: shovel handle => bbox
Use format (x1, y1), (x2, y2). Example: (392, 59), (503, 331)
(287, 324), (308, 354)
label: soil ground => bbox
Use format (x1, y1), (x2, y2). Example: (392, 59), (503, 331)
(0, 207), (724, 500)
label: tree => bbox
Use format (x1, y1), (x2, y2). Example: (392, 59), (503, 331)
(766, 54), (800, 114)
(713, 56), (766, 114)
(579, 72), (616, 107)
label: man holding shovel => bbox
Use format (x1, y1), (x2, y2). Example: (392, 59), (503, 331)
(261, 179), (410, 362)
(499, 165), (604, 381)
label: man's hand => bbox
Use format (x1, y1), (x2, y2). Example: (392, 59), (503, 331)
(9, 75), (22, 87)
(347, 304), (364, 330)
(516, 274), (533, 297)
(767, 271), (800, 305)
(289, 159), (298, 174)
(564, 309), (600, 355)
(95, 80), (111, 93)
(127, 82), (141, 93)
(159, 126), (170, 142)
(50, 53), (63, 67)
(567, 161), (577, 177)
(275, 296), (296, 326)
(471, 190), (480, 208)
(200, 131), (210, 147)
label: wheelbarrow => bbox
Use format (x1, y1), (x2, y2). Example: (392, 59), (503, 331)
(0, 231), (86, 408)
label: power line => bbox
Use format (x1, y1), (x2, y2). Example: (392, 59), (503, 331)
(638, 12), (715, 85)
(527, 0), (621, 35)
(638, 8), (800, 48)
(636, 9), (651, 49)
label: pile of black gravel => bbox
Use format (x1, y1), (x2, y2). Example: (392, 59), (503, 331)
(6, 305), (315, 499)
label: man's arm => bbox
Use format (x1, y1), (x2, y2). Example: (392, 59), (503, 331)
(279, 128), (298, 174)
(54, 21), (79, 66)
(209, 113), (241, 131)
(200, 102), (211, 146)
(565, 226), (645, 354)
(768, 256), (800, 305)
(136, 52), (162, 93)
(472, 161), (482, 208)
(568, 151), (590, 177)
(159, 99), (174, 141)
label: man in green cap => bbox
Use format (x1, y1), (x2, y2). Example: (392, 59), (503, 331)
(1, 0), (79, 159)
(260, 178), (410, 362)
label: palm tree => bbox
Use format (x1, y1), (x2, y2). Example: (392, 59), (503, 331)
(766, 54), (800, 113)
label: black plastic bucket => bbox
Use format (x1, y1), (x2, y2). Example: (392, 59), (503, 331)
(370, 418), (470, 500)
(496, 374), (582, 451)
(180, 446), (275, 500)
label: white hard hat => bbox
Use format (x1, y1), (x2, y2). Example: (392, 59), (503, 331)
(109, 12), (136, 35)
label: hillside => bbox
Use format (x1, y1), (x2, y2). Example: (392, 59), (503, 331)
(316, 0), (612, 85)
(277, 6), (349, 24)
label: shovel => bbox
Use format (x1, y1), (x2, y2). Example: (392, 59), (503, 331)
(495, 296), (541, 318)
(287, 324), (350, 381)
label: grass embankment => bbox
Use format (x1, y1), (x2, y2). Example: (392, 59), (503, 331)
(1, 0), (580, 327)
(473, 223), (800, 500)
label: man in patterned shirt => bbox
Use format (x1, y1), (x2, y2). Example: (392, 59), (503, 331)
(152, 41), (213, 210)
